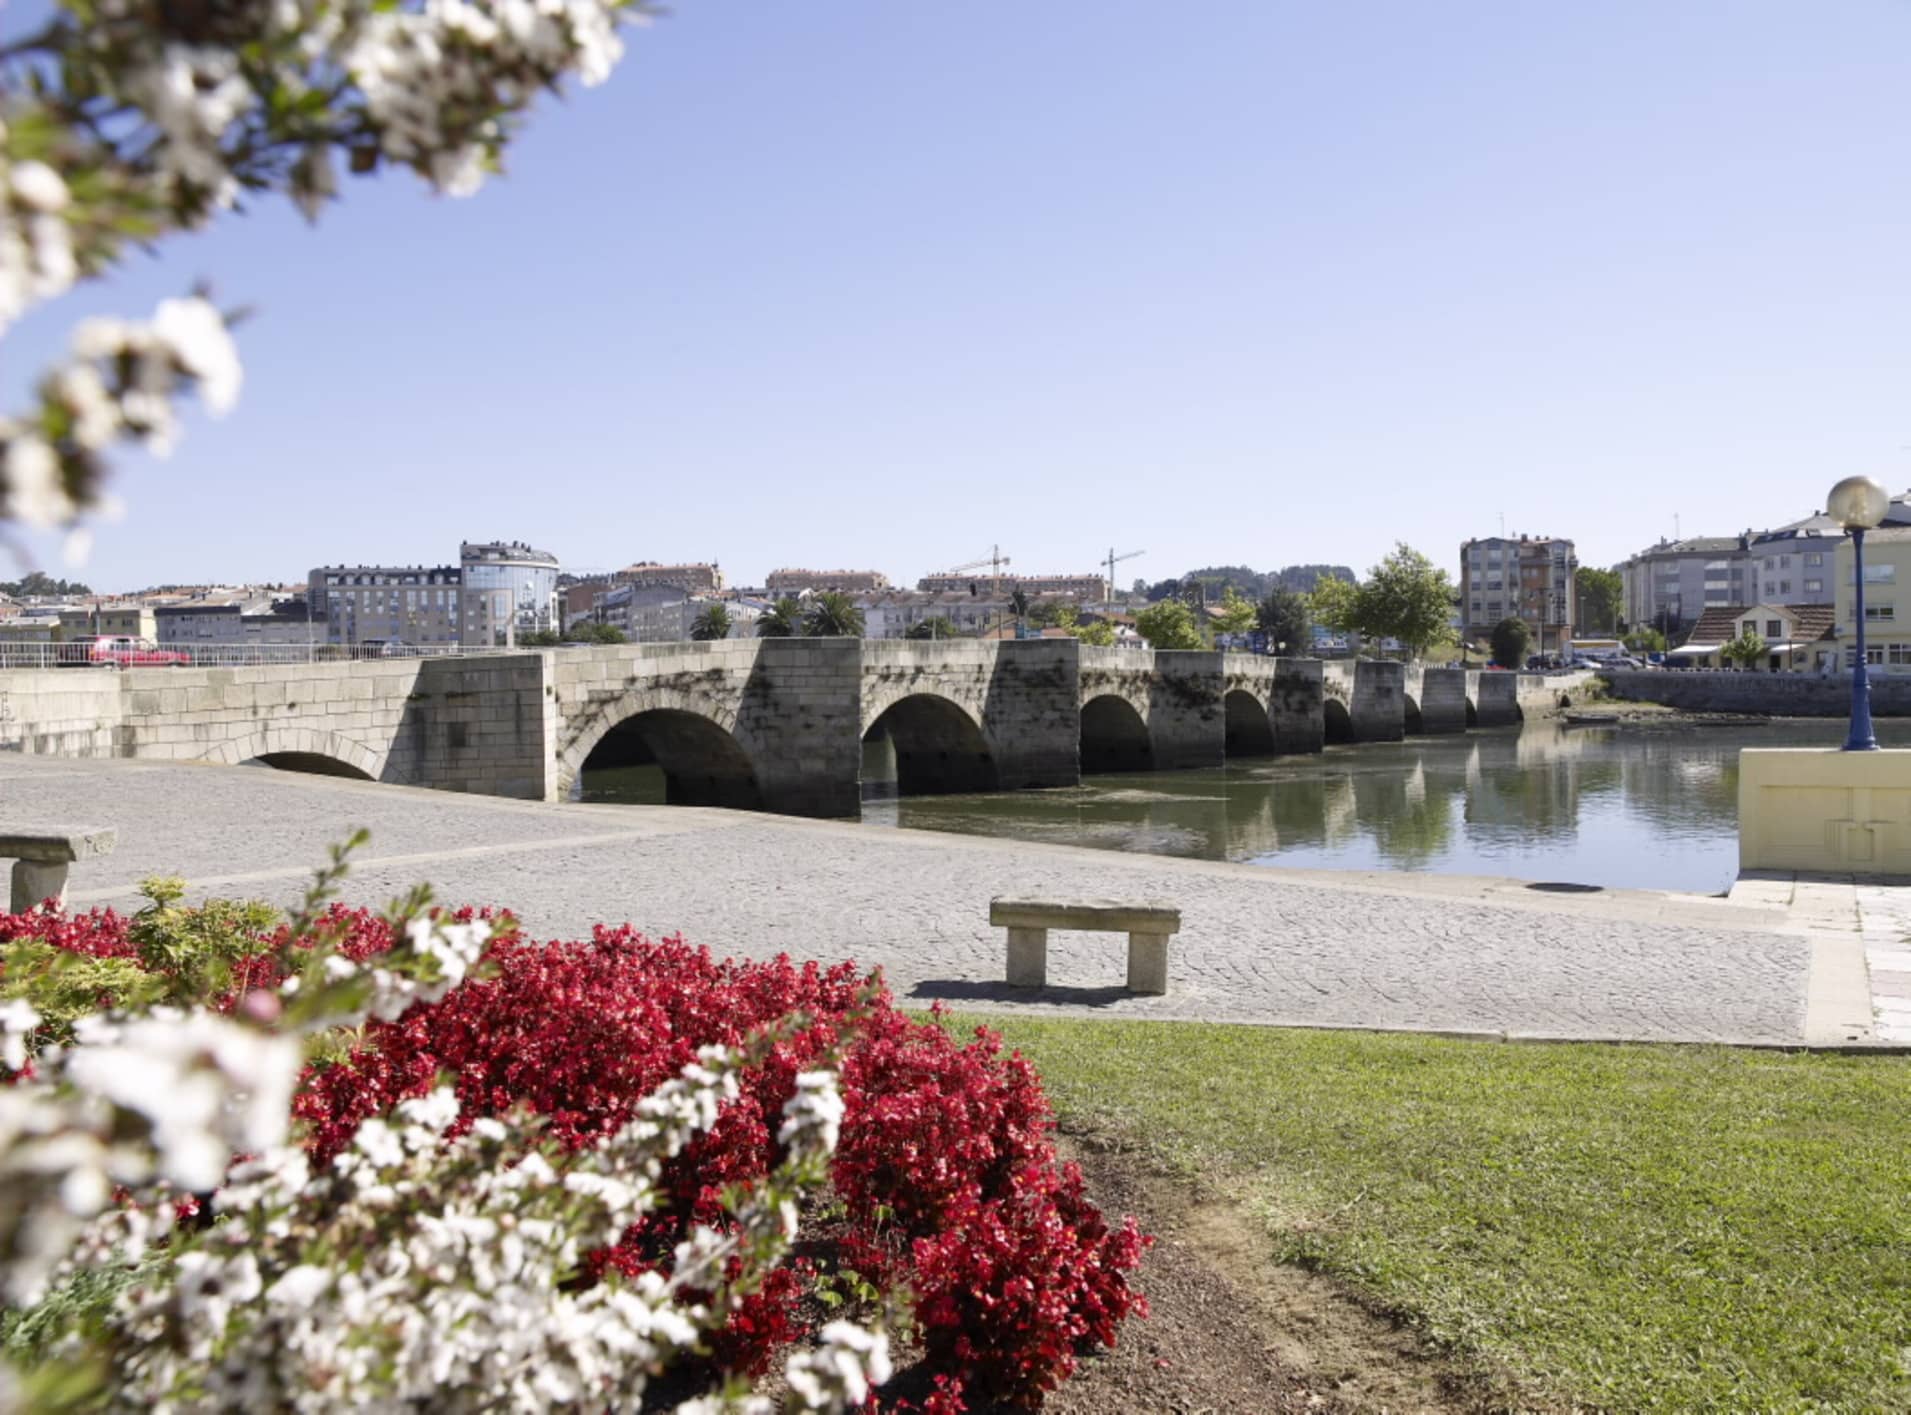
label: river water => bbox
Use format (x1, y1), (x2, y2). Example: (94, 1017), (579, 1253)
(580, 719), (1911, 895)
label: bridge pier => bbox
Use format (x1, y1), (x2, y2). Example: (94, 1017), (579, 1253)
(1149, 650), (1226, 770)
(1351, 660), (1406, 742)
(977, 640), (1082, 789)
(1470, 670), (1521, 726)
(1415, 666), (1469, 734)
(1271, 658), (1324, 754)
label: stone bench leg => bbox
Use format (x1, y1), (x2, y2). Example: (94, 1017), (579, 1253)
(1126, 932), (1170, 994)
(1005, 927), (1048, 987)
(11, 860), (70, 914)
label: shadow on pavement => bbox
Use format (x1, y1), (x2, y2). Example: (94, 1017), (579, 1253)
(908, 979), (1135, 1008)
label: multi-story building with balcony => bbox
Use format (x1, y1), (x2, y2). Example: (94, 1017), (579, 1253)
(307, 564), (512, 648)
(1620, 535), (1753, 638)
(1459, 534), (1577, 652)
(766, 568), (891, 594)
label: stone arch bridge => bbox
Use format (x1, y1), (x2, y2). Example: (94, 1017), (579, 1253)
(1, 641), (1550, 818)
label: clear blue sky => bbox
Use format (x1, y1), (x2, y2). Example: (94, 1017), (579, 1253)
(7, 0), (1909, 592)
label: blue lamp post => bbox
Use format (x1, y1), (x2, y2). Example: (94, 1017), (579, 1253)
(1829, 475), (1891, 752)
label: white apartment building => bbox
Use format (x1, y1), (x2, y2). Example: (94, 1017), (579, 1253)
(308, 565), (512, 648)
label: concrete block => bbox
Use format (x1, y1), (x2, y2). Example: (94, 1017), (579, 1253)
(1740, 747), (1911, 875)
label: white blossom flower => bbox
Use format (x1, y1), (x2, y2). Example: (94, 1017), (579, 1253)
(0, 998), (41, 1071)
(8, 160), (69, 212)
(153, 295), (243, 416)
(3, 434), (71, 527)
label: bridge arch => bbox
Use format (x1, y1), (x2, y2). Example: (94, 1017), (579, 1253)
(1323, 698), (1354, 744)
(862, 692), (998, 796)
(1403, 692), (1424, 735)
(1081, 694), (1153, 774)
(202, 725), (385, 781)
(560, 688), (763, 808)
(1223, 689), (1276, 758)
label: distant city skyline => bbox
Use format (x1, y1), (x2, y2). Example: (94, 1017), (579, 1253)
(4, 1), (1907, 593)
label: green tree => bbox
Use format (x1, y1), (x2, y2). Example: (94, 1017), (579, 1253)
(904, 616), (959, 641)
(1256, 588), (1311, 654)
(1009, 589), (1030, 630)
(1134, 599), (1206, 650)
(563, 621), (626, 645)
(755, 597), (804, 638)
(1306, 547), (1454, 658)
(1356, 543), (1455, 658)
(1576, 567), (1623, 635)
(1489, 617), (1531, 670)
(1625, 626), (1668, 654)
(801, 591), (865, 638)
(517, 629), (563, 647)
(1213, 587), (1257, 639)
(1048, 603), (1118, 647)
(689, 604), (732, 641)
(1308, 575), (1361, 638)
(1, 572), (92, 597)
(1721, 628), (1767, 670)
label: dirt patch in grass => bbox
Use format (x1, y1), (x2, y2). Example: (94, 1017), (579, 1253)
(1002, 1128), (1527, 1415)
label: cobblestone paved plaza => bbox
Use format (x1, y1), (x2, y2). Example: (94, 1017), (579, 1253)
(1, 754), (1888, 1046)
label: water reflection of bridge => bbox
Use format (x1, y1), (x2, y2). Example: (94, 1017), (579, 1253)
(872, 722), (1736, 875)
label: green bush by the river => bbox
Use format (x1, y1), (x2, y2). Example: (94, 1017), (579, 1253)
(939, 1015), (1911, 1413)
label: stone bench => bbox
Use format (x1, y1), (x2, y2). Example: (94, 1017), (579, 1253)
(2, 828), (117, 914)
(989, 896), (1182, 995)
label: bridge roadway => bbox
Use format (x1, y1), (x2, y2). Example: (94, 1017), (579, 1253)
(0, 753), (1869, 1047)
(0, 640), (1582, 817)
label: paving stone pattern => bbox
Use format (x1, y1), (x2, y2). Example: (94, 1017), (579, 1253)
(0, 754), (1813, 1044)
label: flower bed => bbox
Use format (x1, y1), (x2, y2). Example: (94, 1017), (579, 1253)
(1, 892), (1149, 1410)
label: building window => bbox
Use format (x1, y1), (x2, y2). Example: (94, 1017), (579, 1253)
(1805, 579), (1824, 594)
(1766, 620), (1782, 637)
(1806, 552), (1824, 567)
(1867, 604), (1895, 620)
(1891, 644), (1911, 666)
(1779, 580), (1791, 594)
(1863, 564), (1896, 584)
(1868, 645), (1886, 666)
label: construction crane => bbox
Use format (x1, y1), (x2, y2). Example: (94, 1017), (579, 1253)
(944, 545), (1012, 595)
(1102, 548), (1144, 604)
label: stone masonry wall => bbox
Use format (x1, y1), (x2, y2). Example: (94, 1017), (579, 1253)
(1470, 670), (1520, 726)
(1603, 668), (1911, 717)
(1271, 658), (1325, 753)
(0, 670), (123, 759)
(1351, 660), (1405, 742)
(551, 639), (864, 817)
(861, 639), (1081, 791)
(1148, 650), (1226, 769)
(1416, 666), (1469, 733)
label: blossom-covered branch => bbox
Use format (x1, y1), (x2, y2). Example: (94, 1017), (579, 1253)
(0, 0), (653, 537)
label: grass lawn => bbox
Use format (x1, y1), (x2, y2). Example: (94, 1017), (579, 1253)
(938, 1015), (1911, 1413)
